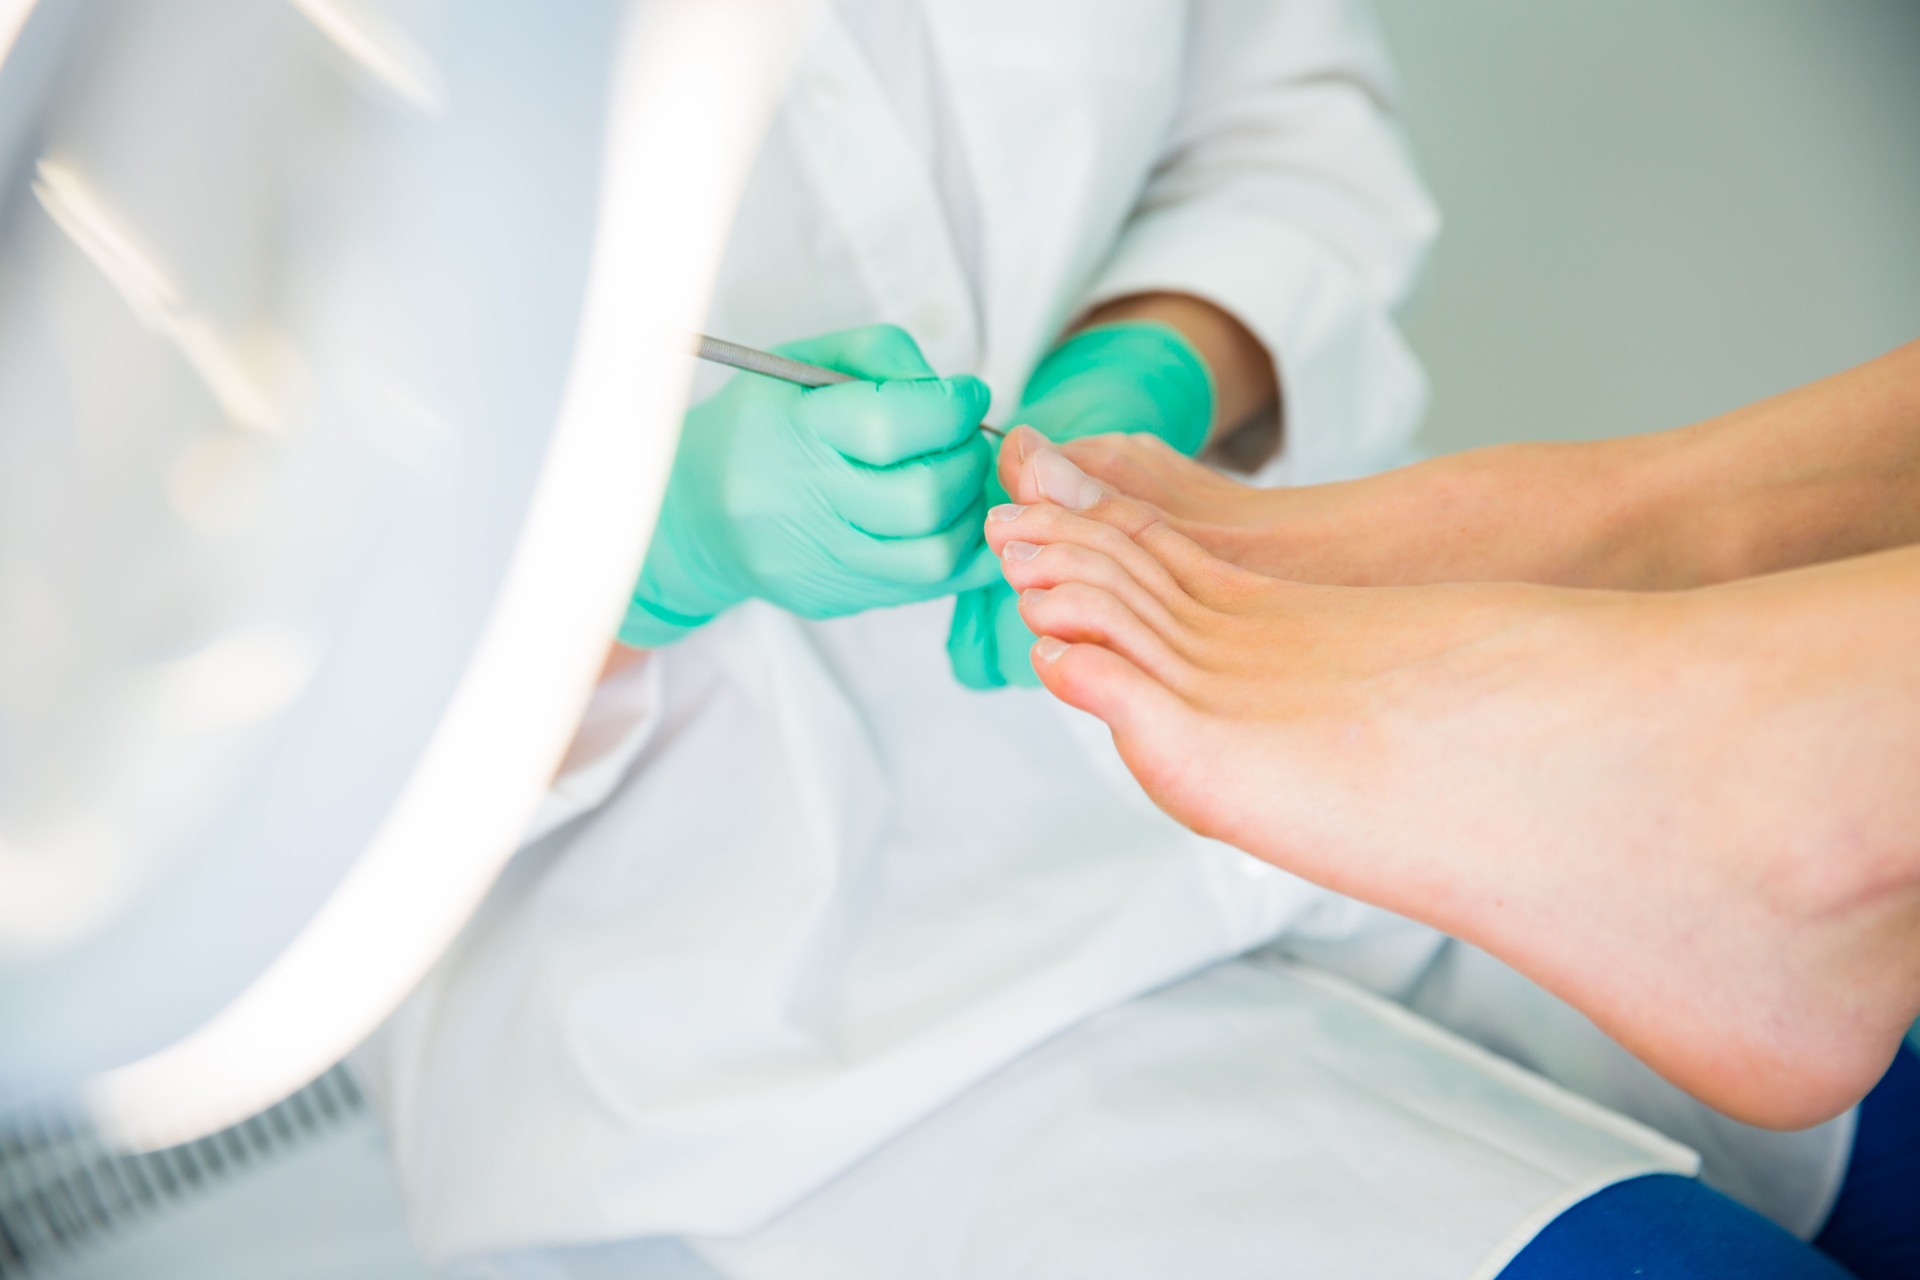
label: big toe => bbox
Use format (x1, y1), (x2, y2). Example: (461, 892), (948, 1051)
(1060, 434), (1182, 507)
(1015, 443), (1174, 541)
(995, 425), (1047, 496)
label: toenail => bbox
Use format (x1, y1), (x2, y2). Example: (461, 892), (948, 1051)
(1034, 636), (1068, 663)
(989, 503), (1027, 522)
(1020, 587), (1049, 607)
(1032, 449), (1101, 511)
(1002, 540), (1041, 562)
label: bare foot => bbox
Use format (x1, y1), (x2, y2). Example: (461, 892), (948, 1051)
(1039, 426), (1696, 590)
(986, 439), (1920, 1129)
(1047, 429), (1347, 578)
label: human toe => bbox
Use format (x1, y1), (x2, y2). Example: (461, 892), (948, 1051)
(1017, 582), (1189, 686)
(1030, 634), (1184, 739)
(999, 540), (1185, 638)
(994, 424), (1050, 495)
(987, 502), (1190, 613)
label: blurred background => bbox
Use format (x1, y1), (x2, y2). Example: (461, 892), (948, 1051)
(1376, 0), (1920, 455)
(5, 3), (1918, 1277)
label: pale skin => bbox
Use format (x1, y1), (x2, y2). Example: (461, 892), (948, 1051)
(984, 338), (1920, 1131)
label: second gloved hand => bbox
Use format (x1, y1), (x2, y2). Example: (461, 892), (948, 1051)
(620, 325), (999, 648)
(947, 321), (1214, 688)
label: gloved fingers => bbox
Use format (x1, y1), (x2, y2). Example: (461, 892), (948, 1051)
(824, 493), (991, 592)
(946, 586), (1007, 690)
(776, 323), (938, 382)
(940, 538), (1008, 594)
(797, 374), (992, 466)
(822, 436), (992, 539)
(1014, 322), (1215, 457)
(945, 582), (1042, 690)
(991, 585), (1044, 686)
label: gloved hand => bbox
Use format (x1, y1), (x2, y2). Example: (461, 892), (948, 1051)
(620, 325), (1000, 648)
(947, 321), (1213, 687)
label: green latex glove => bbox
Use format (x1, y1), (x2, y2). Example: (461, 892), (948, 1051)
(621, 325), (1000, 648)
(946, 321), (1214, 688)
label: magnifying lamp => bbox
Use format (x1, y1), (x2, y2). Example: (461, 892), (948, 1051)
(0, 0), (806, 1151)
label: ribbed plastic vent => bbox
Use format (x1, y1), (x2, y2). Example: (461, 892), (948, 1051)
(0, 1066), (365, 1278)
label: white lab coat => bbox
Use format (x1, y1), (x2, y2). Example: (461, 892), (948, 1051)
(360, 2), (1851, 1274)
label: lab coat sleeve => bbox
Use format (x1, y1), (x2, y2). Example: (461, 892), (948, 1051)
(522, 653), (665, 843)
(1082, 0), (1439, 484)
